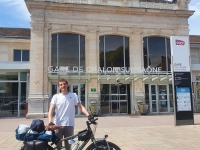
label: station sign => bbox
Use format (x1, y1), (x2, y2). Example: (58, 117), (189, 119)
(171, 36), (194, 126)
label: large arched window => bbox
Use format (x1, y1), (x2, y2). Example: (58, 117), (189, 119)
(51, 33), (85, 72)
(143, 37), (171, 72)
(99, 35), (129, 74)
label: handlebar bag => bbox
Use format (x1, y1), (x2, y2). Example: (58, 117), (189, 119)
(78, 129), (91, 141)
(15, 124), (30, 141)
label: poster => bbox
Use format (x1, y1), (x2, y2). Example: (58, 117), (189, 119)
(176, 87), (191, 111)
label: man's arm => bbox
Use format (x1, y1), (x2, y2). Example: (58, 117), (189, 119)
(77, 103), (89, 116)
(48, 104), (55, 123)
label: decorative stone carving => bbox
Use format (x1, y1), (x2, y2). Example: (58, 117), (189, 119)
(112, 27), (118, 34)
(44, 23), (52, 31)
(31, 22), (45, 31)
(131, 27), (143, 35)
(86, 26), (99, 32)
(155, 28), (161, 35)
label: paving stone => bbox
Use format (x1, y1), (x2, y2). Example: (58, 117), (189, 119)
(1, 114), (200, 149)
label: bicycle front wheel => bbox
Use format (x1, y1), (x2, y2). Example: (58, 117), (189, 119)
(86, 141), (121, 150)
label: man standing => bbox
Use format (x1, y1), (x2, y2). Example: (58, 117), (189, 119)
(48, 79), (93, 150)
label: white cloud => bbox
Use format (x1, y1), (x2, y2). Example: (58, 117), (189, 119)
(189, 2), (200, 19)
(0, 0), (30, 22)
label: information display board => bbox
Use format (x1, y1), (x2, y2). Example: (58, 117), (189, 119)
(176, 87), (191, 111)
(170, 36), (194, 126)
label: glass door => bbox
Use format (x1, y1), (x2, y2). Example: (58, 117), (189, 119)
(149, 84), (171, 113)
(150, 85), (158, 113)
(101, 84), (128, 115)
(158, 85), (168, 112)
(70, 84), (86, 115)
(119, 85), (128, 114)
(100, 84), (109, 114)
(110, 84), (119, 114)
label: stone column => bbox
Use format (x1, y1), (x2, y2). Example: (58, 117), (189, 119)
(130, 27), (145, 114)
(85, 26), (100, 108)
(43, 23), (52, 117)
(27, 22), (46, 118)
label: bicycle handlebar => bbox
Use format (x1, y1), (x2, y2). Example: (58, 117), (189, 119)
(87, 118), (98, 125)
(45, 125), (61, 130)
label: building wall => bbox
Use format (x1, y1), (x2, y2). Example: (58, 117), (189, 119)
(0, 39), (30, 62)
(191, 43), (200, 112)
(24, 0), (194, 118)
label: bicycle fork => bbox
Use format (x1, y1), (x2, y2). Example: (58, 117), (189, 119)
(95, 135), (110, 149)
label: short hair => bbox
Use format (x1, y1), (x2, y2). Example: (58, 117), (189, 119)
(57, 79), (68, 86)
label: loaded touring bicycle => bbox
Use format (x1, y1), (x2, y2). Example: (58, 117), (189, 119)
(16, 118), (121, 150)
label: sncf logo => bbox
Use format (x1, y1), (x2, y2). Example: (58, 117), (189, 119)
(176, 40), (185, 45)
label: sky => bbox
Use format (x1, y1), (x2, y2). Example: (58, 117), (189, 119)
(0, 0), (199, 35)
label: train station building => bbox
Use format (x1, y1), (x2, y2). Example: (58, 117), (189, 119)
(0, 0), (200, 118)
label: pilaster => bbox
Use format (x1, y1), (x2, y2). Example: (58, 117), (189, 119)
(85, 25), (100, 108)
(27, 22), (48, 118)
(130, 28), (145, 114)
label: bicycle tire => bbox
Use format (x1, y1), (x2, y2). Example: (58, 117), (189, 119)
(86, 141), (121, 150)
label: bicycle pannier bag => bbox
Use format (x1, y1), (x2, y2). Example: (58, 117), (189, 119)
(37, 130), (57, 142)
(15, 124), (30, 141)
(25, 130), (39, 141)
(30, 119), (45, 133)
(23, 140), (53, 150)
(78, 129), (91, 141)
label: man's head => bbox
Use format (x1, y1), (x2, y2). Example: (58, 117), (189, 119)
(58, 79), (68, 93)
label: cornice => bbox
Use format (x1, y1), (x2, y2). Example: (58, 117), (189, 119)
(0, 38), (30, 43)
(25, 1), (194, 18)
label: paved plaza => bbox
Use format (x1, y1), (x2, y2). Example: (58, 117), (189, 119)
(1, 114), (200, 150)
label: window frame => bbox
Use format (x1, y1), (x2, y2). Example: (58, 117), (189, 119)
(13, 50), (29, 62)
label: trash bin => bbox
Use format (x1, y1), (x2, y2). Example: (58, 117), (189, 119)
(89, 100), (101, 117)
(137, 100), (149, 115)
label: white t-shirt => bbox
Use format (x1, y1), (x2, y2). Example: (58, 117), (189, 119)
(50, 92), (80, 126)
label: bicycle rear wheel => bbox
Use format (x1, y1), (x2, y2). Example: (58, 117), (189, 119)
(86, 141), (121, 150)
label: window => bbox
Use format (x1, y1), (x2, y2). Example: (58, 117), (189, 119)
(143, 37), (171, 72)
(51, 33), (85, 72)
(99, 35), (129, 74)
(14, 50), (29, 61)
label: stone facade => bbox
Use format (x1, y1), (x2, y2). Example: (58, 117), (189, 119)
(24, 0), (194, 118)
(0, 39), (30, 62)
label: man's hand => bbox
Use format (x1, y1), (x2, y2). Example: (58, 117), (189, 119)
(88, 115), (94, 122)
(48, 122), (55, 126)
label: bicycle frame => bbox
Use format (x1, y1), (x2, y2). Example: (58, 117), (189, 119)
(52, 118), (109, 150)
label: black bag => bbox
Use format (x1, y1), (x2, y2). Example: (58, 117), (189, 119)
(78, 129), (91, 141)
(30, 119), (45, 133)
(23, 140), (53, 150)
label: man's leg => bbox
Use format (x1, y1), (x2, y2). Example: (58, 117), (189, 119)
(55, 127), (64, 150)
(64, 126), (74, 150)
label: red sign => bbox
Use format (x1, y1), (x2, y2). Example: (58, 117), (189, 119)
(176, 40), (185, 45)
